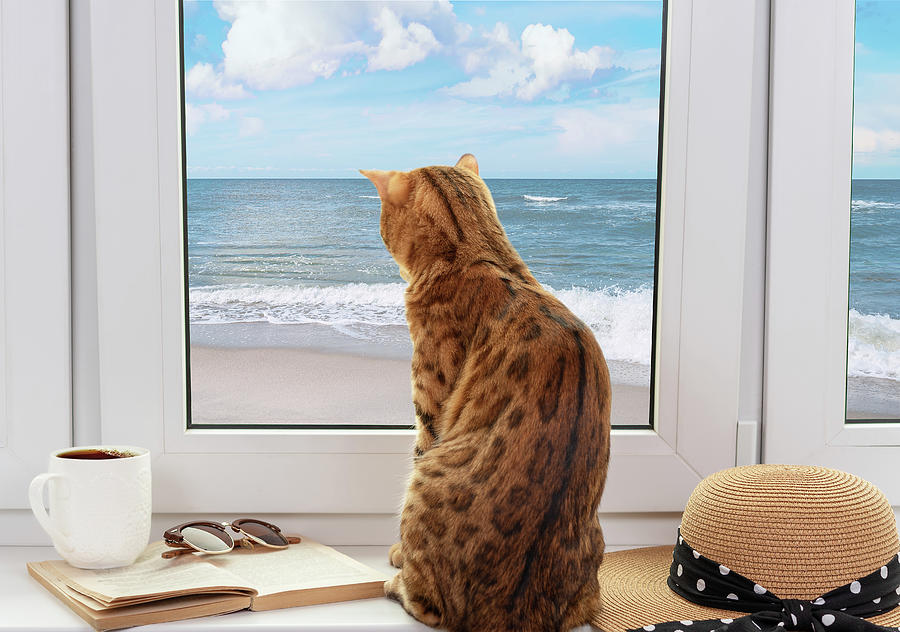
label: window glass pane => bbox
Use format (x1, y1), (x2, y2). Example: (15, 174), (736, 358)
(848, 0), (900, 421)
(181, 0), (665, 427)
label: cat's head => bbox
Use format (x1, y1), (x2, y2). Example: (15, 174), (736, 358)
(361, 153), (504, 281)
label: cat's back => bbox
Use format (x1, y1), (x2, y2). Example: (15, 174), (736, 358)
(420, 269), (611, 631)
(441, 265), (610, 440)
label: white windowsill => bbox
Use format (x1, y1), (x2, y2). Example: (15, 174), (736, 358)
(2, 545), (428, 631)
(3, 545), (618, 631)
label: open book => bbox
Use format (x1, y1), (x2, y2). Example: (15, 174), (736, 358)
(27, 538), (389, 631)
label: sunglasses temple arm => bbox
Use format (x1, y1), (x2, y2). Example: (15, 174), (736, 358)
(161, 547), (197, 559)
(160, 536), (302, 558)
(236, 535), (302, 550)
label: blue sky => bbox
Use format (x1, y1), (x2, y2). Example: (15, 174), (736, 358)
(854, 1), (900, 178)
(183, 1), (900, 179)
(183, 1), (664, 178)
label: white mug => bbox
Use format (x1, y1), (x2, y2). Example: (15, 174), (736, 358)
(29, 445), (152, 569)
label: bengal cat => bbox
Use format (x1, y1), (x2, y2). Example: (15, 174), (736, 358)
(361, 154), (611, 632)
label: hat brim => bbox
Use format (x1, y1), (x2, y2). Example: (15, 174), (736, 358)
(592, 546), (900, 632)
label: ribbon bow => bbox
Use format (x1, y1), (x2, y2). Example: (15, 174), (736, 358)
(628, 531), (900, 632)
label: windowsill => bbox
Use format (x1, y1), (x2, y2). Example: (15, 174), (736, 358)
(2, 545), (430, 631)
(4, 544), (610, 631)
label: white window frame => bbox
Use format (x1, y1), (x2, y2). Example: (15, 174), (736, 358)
(77, 0), (770, 524)
(0, 0), (71, 512)
(764, 0), (900, 501)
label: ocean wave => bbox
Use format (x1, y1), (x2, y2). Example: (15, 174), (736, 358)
(190, 282), (653, 365)
(851, 199), (900, 210)
(358, 195), (380, 199)
(190, 283), (408, 327)
(848, 309), (900, 380)
(523, 194), (568, 202)
(190, 283), (899, 381)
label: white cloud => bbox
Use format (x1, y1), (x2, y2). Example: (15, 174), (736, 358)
(461, 22), (517, 73)
(184, 102), (231, 135)
(448, 22), (623, 101)
(185, 62), (250, 99)
(198, 5), (653, 103)
(854, 126), (900, 154)
(216, 2), (366, 89)
(553, 104), (659, 155)
(367, 7), (440, 71)
(211, 1), (461, 90)
(449, 23), (529, 98)
(853, 74), (900, 143)
(185, 103), (204, 135)
(447, 64), (531, 98)
(852, 85), (900, 169)
(518, 23), (615, 100)
(239, 116), (265, 137)
(614, 48), (661, 72)
(273, 96), (660, 176)
(203, 102), (230, 121)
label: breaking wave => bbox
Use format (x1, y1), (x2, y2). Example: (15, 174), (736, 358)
(190, 282), (652, 365)
(190, 283), (898, 380)
(523, 194), (568, 202)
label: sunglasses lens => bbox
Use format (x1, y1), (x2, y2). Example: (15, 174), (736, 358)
(182, 524), (233, 552)
(239, 520), (288, 546)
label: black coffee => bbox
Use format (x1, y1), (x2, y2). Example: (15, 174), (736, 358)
(58, 448), (136, 460)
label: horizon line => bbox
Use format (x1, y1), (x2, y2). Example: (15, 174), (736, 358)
(184, 176), (661, 180)
(183, 176), (900, 181)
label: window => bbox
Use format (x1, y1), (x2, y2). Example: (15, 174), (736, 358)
(764, 0), (900, 503)
(76, 0), (764, 520)
(181, 1), (665, 429)
(847, 0), (900, 422)
(3, 0), (892, 548)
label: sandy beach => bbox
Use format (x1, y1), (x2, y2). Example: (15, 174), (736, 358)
(188, 328), (896, 427)
(189, 345), (651, 427)
(847, 376), (900, 420)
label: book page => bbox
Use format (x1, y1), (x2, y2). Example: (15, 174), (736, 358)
(41, 541), (256, 606)
(30, 562), (117, 612)
(209, 539), (389, 597)
(28, 561), (252, 632)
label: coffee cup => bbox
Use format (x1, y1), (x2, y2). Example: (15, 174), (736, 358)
(29, 445), (152, 569)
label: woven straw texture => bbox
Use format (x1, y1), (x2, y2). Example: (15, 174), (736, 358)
(592, 465), (900, 632)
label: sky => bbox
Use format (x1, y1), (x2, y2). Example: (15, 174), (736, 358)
(182, 1), (900, 180)
(182, 1), (664, 178)
(854, 1), (900, 179)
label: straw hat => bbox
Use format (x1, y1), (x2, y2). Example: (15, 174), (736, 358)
(593, 464), (900, 632)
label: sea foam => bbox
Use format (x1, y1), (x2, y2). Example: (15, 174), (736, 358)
(190, 283), (408, 328)
(851, 199), (900, 210)
(523, 194), (568, 202)
(848, 309), (900, 380)
(189, 283), (899, 381)
(190, 282), (652, 365)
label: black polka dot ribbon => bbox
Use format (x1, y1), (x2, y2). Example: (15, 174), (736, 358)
(628, 530), (900, 632)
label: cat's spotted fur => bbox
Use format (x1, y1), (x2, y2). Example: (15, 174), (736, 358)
(362, 154), (611, 632)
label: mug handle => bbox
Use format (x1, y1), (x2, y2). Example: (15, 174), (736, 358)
(29, 473), (69, 546)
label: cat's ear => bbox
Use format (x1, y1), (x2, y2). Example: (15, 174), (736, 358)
(359, 169), (410, 206)
(454, 153), (479, 175)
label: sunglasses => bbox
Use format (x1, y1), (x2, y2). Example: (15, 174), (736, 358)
(162, 518), (301, 559)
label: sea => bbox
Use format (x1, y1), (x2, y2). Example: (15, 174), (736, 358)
(187, 178), (899, 388)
